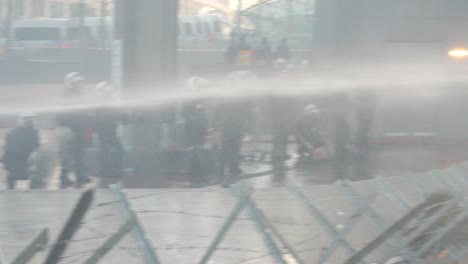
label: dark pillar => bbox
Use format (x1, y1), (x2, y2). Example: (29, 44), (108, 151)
(115, 0), (179, 183)
(119, 0), (178, 89)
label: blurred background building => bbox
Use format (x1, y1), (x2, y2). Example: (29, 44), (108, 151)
(0, 0), (108, 19)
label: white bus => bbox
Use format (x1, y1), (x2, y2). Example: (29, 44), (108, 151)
(10, 17), (112, 49)
(10, 14), (233, 50)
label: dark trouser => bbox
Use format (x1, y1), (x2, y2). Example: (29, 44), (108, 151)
(334, 124), (350, 180)
(354, 116), (373, 179)
(98, 139), (123, 181)
(188, 145), (203, 183)
(60, 140), (88, 187)
(222, 134), (242, 177)
(6, 164), (29, 190)
(7, 172), (17, 190)
(272, 126), (289, 160)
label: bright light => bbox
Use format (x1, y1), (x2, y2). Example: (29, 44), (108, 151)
(448, 48), (468, 58)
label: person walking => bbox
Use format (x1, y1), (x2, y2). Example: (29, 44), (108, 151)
(183, 77), (210, 186)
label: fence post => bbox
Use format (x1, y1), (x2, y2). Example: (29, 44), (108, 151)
(258, 210), (304, 264)
(318, 195), (376, 264)
(199, 193), (248, 264)
(438, 168), (466, 192)
(287, 184), (363, 263)
(0, 247), (4, 264)
(375, 176), (410, 210)
(381, 197), (459, 264)
(83, 220), (135, 264)
(344, 200), (431, 264)
(335, 180), (401, 244)
(447, 166), (468, 189)
(234, 183), (288, 264)
(408, 173), (426, 197)
(11, 229), (49, 264)
(453, 163), (468, 185)
(45, 189), (94, 264)
(110, 183), (160, 264)
(413, 200), (468, 259)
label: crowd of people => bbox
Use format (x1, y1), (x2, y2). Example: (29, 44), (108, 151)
(3, 72), (124, 189)
(180, 71), (328, 187)
(225, 36), (291, 68)
(2, 63), (375, 190)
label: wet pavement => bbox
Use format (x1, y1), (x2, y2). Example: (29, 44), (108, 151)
(0, 139), (456, 190)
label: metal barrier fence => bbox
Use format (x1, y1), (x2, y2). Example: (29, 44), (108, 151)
(1, 161), (468, 264)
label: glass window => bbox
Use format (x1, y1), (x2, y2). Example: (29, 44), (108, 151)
(204, 22), (210, 33)
(15, 27), (61, 41)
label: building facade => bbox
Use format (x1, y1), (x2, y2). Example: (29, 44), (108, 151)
(0, 0), (107, 19)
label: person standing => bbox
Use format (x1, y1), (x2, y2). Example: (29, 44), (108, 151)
(57, 72), (92, 188)
(236, 35), (254, 68)
(353, 89), (377, 179)
(225, 39), (238, 67)
(183, 77), (210, 186)
(3, 113), (39, 189)
(255, 37), (273, 67)
(276, 38), (291, 61)
(94, 82), (124, 187)
(295, 104), (325, 158)
(219, 71), (254, 187)
(267, 95), (295, 180)
(333, 92), (351, 180)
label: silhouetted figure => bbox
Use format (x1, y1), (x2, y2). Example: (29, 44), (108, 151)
(295, 104), (325, 158)
(267, 96), (295, 180)
(57, 110), (93, 188)
(58, 72), (92, 188)
(237, 34), (251, 51)
(353, 89), (377, 179)
(276, 39), (291, 61)
(255, 37), (273, 66)
(333, 92), (351, 180)
(219, 100), (251, 185)
(225, 39), (238, 66)
(220, 72), (255, 186)
(236, 35), (253, 67)
(3, 114), (39, 189)
(183, 77), (210, 186)
(94, 82), (124, 187)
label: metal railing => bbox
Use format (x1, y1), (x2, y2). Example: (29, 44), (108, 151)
(1, 161), (468, 263)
